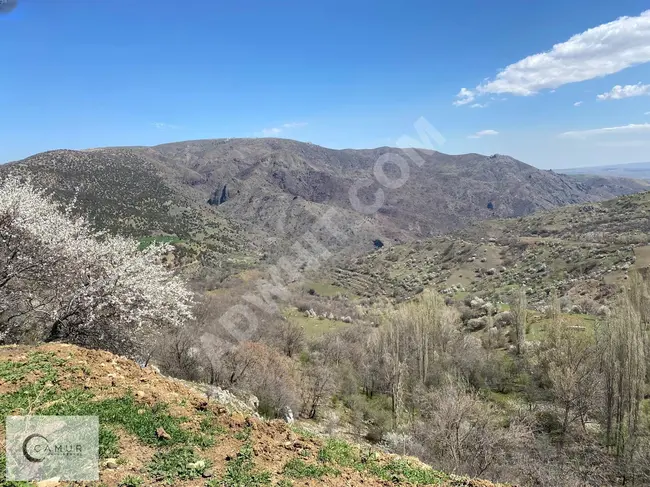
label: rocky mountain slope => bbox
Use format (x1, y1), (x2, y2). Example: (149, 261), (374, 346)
(2, 139), (648, 264)
(318, 189), (650, 312)
(0, 344), (503, 487)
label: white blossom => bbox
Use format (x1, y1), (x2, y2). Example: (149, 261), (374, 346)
(0, 177), (194, 356)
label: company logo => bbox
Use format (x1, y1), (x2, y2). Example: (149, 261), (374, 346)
(6, 416), (98, 481)
(22, 433), (84, 463)
(0, 0), (17, 15)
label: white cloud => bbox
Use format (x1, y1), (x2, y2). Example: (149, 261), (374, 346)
(153, 122), (180, 129)
(597, 83), (650, 100)
(470, 103), (487, 108)
(559, 123), (650, 138)
(646, 111), (650, 115)
(455, 10), (650, 103)
(453, 88), (476, 106)
(468, 129), (499, 139)
(574, 101), (583, 106)
(281, 122), (307, 129)
(261, 121), (308, 137)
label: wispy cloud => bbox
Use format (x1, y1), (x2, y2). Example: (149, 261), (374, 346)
(597, 83), (650, 100)
(646, 111), (650, 115)
(470, 103), (488, 108)
(468, 129), (499, 139)
(261, 121), (308, 137)
(559, 123), (650, 139)
(152, 122), (180, 130)
(454, 10), (650, 104)
(574, 101), (583, 107)
(280, 122), (307, 129)
(453, 88), (476, 106)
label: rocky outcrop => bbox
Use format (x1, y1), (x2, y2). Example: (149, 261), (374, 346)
(208, 184), (230, 206)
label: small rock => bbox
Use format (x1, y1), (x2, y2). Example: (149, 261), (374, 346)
(156, 427), (172, 440)
(230, 411), (246, 426)
(135, 390), (145, 398)
(187, 460), (206, 470)
(280, 406), (295, 424)
(202, 469), (214, 478)
(104, 459), (118, 469)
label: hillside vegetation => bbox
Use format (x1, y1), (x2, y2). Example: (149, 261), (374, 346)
(0, 344), (503, 487)
(320, 190), (650, 309)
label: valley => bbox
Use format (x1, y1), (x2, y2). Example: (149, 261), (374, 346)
(3, 140), (650, 487)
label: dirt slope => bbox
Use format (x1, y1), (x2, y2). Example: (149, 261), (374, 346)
(0, 344), (505, 487)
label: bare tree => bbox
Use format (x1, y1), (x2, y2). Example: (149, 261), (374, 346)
(598, 291), (646, 483)
(299, 358), (336, 418)
(266, 318), (305, 358)
(511, 287), (527, 356)
(540, 321), (600, 444)
(410, 380), (533, 478)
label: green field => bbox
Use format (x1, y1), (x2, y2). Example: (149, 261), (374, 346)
(283, 307), (351, 338)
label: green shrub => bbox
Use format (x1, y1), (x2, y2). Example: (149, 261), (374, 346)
(317, 439), (359, 467)
(119, 475), (144, 487)
(99, 426), (120, 458)
(283, 459), (340, 479)
(210, 442), (271, 487)
(147, 446), (210, 483)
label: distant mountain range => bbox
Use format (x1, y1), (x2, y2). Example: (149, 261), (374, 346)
(560, 161), (650, 179)
(2, 139), (649, 274)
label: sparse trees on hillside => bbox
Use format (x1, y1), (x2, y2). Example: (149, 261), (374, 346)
(0, 178), (194, 357)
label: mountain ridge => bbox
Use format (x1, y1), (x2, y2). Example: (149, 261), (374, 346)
(2, 138), (648, 270)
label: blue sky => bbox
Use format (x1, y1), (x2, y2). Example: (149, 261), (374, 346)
(1, 1), (650, 168)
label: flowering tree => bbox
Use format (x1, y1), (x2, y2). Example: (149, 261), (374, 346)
(0, 177), (194, 358)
